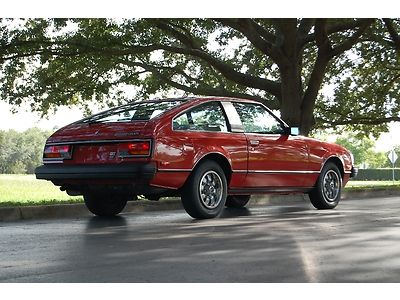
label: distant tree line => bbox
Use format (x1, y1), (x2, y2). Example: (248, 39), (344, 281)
(334, 133), (399, 169)
(0, 128), (51, 174)
(0, 127), (398, 174)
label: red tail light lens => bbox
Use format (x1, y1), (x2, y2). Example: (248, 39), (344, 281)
(119, 141), (151, 157)
(127, 141), (151, 156)
(44, 145), (72, 159)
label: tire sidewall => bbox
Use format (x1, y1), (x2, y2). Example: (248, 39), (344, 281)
(182, 160), (227, 219)
(317, 163), (342, 208)
(84, 193), (128, 216)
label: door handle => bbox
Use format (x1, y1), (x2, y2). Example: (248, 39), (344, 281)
(250, 140), (260, 146)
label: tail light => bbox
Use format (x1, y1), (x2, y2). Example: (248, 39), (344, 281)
(44, 145), (72, 160)
(119, 140), (151, 157)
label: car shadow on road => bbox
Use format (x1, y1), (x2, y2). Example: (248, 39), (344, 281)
(219, 207), (252, 218)
(86, 215), (127, 230)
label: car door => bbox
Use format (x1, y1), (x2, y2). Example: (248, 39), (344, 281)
(232, 102), (309, 189)
(170, 101), (248, 188)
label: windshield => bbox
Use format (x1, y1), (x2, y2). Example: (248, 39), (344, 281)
(79, 101), (183, 124)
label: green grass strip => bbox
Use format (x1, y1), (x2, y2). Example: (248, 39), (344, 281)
(0, 174), (83, 207)
(1, 175), (399, 208)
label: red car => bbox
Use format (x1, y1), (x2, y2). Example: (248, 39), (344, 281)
(35, 97), (357, 219)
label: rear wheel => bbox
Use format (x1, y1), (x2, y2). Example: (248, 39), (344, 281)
(309, 162), (342, 209)
(225, 195), (251, 208)
(84, 193), (128, 216)
(181, 160), (227, 219)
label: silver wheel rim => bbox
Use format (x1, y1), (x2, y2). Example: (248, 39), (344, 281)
(199, 170), (223, 209)
(323, 170), (340, 202)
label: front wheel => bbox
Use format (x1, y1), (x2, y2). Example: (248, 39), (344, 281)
(181, 160), (227, 219)
(309, 162), (342, 209)
(84, 193), (128, 216)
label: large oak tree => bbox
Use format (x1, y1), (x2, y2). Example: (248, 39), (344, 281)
(0, 18), (399, 135)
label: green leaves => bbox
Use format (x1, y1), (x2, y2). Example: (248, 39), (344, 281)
(314, 20), (400, 137)
(0, 128), (51, 174)
(0, 18), (399, 137)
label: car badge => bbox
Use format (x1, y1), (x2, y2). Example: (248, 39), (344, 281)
(109, 151), (116, 159)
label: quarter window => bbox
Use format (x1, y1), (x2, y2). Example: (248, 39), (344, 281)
(173, 102), (228, 132)
(232, 102), (284, 134)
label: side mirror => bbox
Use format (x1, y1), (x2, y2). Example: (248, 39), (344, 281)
(290, 127), (300, 136)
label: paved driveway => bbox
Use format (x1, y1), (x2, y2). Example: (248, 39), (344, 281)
(1, 196), (400, 282)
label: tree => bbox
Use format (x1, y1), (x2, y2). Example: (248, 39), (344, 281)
(335, 133), (389, 168)
(0, 128), (50, 174)
(0, 18), (399, 135)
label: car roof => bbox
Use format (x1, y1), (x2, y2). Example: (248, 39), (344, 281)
(77, 96), (262, 124)
(125, 96), (260, 105)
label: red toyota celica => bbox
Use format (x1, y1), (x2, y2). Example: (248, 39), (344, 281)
(35, 97), (357, 219)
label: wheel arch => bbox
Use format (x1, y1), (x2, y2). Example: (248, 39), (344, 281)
(192, 152), (232, 184)
(323, 156), (345, 178)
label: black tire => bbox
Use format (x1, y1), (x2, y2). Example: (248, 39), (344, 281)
(309, 162), (342, 209)
(181, 160), (227, 219)
(83, 193), (128, 216)
(225, 195), (251, 208)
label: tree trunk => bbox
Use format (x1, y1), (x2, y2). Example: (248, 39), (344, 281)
(279, 62), (304, 133)
(279, 53), (331, 136)
(300, 55), (331, 135)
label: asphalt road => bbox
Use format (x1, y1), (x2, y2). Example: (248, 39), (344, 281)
(1, 196), (400, 282)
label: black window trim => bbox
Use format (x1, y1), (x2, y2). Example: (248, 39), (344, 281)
(76, 99), (186, 125)
(172, 101), (231, 133)
(230, 100), (289, 135)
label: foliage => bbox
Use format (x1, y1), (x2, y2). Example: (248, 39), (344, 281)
(0, 18), (399, 136)
(315, 19), (400, 137)
(0, 128), (50, 174)
(334, 132), (393, 168)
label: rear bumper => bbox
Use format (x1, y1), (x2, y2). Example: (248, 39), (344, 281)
(35, 163), (156, 181)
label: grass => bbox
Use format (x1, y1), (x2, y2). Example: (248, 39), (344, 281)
(0, 175), (399, 207)
(346, 180), (400, 190)
(0, 174), (83, 207)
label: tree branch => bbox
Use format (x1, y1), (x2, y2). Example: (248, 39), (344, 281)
(302, 19), (374, 45)
(120, 59), (279, 107)
(316, 116), (400, 128)
(214, 18), (283, 64)
(151, 20), (201, 49)
(331, 19), (374, 56)
(383, 18), (400, 51)
(246, 19), (277, 44)
(297, 19), (315, 41)
(3, 38), (282, 97)
(314, 19), (333, 54)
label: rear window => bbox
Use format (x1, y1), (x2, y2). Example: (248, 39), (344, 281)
(80, 101), (182, 124)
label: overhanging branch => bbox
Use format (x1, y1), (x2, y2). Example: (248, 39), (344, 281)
(316, 116), (400, 128)
(120, 59), (279, 108)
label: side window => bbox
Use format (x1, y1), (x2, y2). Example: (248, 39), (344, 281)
(232, 102), (284, 134)
(173, 102), (228, 132)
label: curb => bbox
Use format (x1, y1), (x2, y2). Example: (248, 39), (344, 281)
(0, 188), (399, 222)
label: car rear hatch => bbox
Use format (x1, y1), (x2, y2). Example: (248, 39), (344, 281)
(44, 121), (153, 165)
(42, 100), (185, 165)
